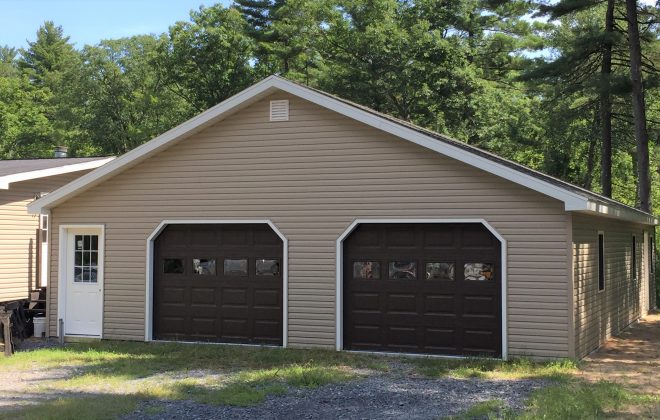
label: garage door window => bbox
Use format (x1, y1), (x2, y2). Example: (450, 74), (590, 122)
(464, 263), (494, 281)
(389, 261), (417, 280)
(163, 258), (184, 274)
(224, 259), (248, 276)
(353, 261), (380, 279)
(426, 262), (455, 280)
(256, 259), (280, 276)
(193, 258), (216, 275)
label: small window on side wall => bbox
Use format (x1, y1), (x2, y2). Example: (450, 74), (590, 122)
(598, 233), (605, 291)
(632, 235), (637, 280)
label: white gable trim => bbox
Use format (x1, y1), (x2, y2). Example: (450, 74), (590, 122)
(26, 76), (655, 225)
(0, 158), (114, 190)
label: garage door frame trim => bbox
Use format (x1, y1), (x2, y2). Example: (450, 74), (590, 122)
(145, 219), (289, 347)
(335, 218), (508, 360)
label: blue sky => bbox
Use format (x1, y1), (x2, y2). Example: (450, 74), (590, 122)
(0, 0), (231, 50)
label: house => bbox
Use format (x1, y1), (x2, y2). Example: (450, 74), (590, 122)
(0, 155), (113, 306)
(28, 76), (656, 360)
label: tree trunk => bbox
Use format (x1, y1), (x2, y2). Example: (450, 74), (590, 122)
(626, 0), (651, 212)
(600, 0), (614, 197)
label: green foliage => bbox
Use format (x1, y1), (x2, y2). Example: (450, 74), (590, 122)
(157, 5), (258, 111)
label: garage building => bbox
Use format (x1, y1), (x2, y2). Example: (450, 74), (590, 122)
(29, 76), (657, 360)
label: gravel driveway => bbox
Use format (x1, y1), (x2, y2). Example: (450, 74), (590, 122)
(123, 376), (547, 420)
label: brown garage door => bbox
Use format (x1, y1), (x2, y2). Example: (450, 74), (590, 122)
(343, 223), (501, 357)
(153, 223), (283, 345)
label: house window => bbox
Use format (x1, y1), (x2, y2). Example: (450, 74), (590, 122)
(40, 214), (48, 243)
(632, 235), (637, 280)
(598, 233), (605, 291)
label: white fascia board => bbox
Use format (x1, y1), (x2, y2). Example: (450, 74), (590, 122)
(584, 200), (658, 225)
(1, 157), (114, 190)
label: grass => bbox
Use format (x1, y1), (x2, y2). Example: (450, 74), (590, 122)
(446, 381), (660, 419)
(0, 395), (140, 420)
(410, 356), (579, 380)
(2, 341), (658, 419)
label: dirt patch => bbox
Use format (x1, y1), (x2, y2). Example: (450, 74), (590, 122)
(579, 312), (660, 396)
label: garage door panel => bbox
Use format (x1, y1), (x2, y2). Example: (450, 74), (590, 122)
(190, 288), (217, 305)
(154, 224), (283, 345)
(424, 295), (456, 315)
(253, 289), (280, 307)
(463, 295), (497, 316)
(344, 223), (501, 357)
(386, 326), (418, 347)
(387, 293), (417, 312)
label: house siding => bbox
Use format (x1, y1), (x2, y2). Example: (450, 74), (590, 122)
(48, 93), (571, 358)
(572, 213), (653, 358)
(0, 172), (87, 303)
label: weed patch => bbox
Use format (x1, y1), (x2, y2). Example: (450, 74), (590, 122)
(0, 395), (139, 420)
(411, 357), (578, 380)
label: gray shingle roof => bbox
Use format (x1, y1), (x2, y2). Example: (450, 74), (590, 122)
(0, 157), (110, 177)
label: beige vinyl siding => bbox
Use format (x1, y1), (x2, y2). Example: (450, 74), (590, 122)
(572, 213), (651, 358)
(48, 93), (571, 358)
(0, 173), (87, 303)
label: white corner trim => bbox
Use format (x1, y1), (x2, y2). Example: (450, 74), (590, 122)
(144, 219), (289, 347)
(335, 218), (508, 360)
(1, 157), (114, 190)
(27, 75), (647, 222)
(57, 224), (105, 339)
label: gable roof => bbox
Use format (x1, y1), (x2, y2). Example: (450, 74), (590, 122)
(0, 157), (114, 189)
(27, 76), (656, 225)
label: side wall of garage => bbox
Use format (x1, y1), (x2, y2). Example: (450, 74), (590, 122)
(572, 213), (654, 358)
(47, 92), (572, 358)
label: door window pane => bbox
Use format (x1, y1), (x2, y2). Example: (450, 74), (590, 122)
(256, 259), (280, 276)
(388, 261), (417, 280)
(426, 263), (455, 280)
(193, 258), (216, 275)
(464, 263), (494, 281)
(224, 259), (248, 276)
(163, 258), (184, 274)
(73, 234), (99, 283)
(353, 261), (381, 279)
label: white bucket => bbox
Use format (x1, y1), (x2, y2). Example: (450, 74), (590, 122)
(33, 317), (47, 338)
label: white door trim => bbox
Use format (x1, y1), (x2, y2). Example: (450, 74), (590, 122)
(57, 224), (105, 338)
(335, 218), (508, 360)
(144, 219), (289, 347)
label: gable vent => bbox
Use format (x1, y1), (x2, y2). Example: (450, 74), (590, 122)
(270, 100), (289, 122)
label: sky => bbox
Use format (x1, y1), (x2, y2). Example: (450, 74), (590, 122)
(0, 0), (230, 50)
(1, 0), (656, 51)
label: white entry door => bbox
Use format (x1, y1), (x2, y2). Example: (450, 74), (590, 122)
(64, 227), (104, 337)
